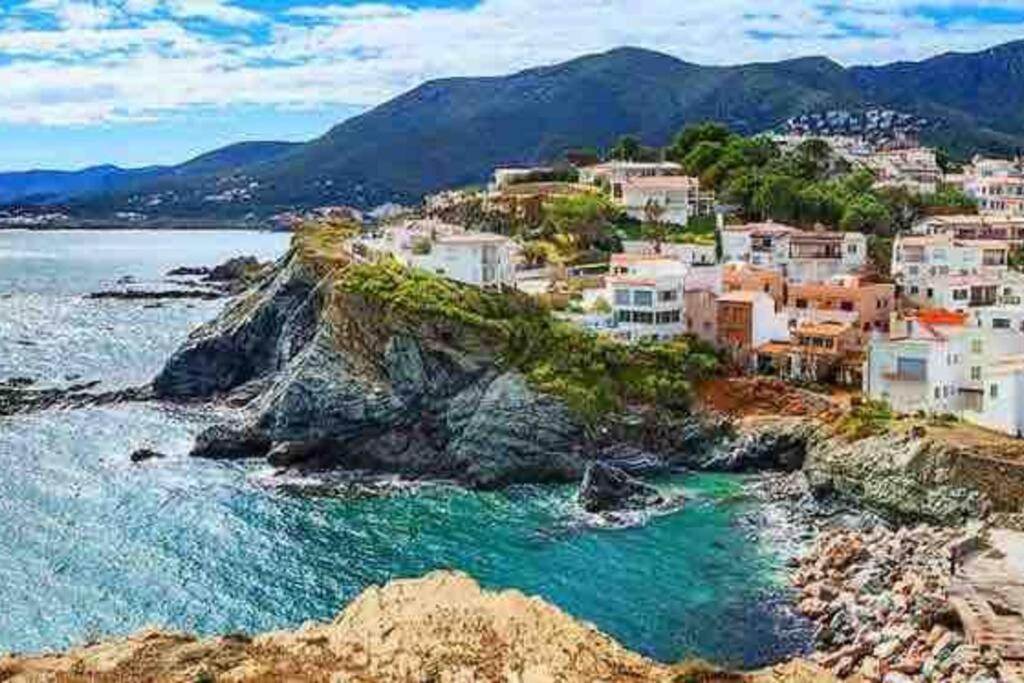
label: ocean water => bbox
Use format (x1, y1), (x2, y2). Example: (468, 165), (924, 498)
(0, 229), (811, 667)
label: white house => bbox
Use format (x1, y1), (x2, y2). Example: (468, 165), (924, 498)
(720, 222), (867, 283)
(621, 240), (717, 267)
(618, 176), (711, 226)
(606, 254), (688, 342)
(863, 147), (943, 195)
(577, 161), (682, 199)
(351, 219), (517, 288)
(865, 309), (1024, 435)
(962, 156), (1024, 216)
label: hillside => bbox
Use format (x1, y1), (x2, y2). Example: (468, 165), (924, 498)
(13, 40), (1024, 217)
(0, 141), (296, 207)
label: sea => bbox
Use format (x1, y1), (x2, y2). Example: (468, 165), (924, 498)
(0, 229), (812, 666)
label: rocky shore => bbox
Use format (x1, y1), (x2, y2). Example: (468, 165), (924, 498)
(792, 526), (1003, 683)
(87, 255), (272, 302)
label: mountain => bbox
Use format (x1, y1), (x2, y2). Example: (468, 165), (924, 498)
(12, 40), (1024, 217)
(0, 141), (296, 206)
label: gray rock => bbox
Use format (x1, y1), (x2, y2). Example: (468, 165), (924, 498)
(129, 448), (166, 463)
(577, 462), (667, 513)
(189, 424), (271, 460)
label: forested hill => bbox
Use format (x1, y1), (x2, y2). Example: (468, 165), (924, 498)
(10, 40), (1024, 216)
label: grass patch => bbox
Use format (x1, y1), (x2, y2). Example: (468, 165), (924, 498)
(835, 398), (893, 440)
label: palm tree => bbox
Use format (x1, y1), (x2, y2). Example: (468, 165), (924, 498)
(642, 198), (668, 254)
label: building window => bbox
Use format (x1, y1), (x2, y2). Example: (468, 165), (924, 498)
(658, 289), (678, 303)
(953, 289), (967, 301)
(926, 288), (934, 299)
(993, 318), (1011, 329)
(840, 301), (854, 312)
(910, 286), (920, 295)
(633, 290), (654, 307)
(971, 366), (982, 381)
(896, 357), (927, 381)
(614, 289), (630, 306)
(656, 310), (681, 324)
(795, 298), (808, 309)
(971, 339), (983, 354)
(934, 387), (941, 400)
(847, 244), (858, 254)
(616, 310), (631, 323)
(991, 384), (999, 399)
(633, 311), (654, 324)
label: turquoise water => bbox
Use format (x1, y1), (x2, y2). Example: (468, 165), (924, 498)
(0, 230), (811, 666)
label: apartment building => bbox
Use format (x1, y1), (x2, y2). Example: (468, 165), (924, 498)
(912, 214), (1024, 247)
(864, 147), (942, 195)
(720, 222), (867, 283)
(962, 156), (1024, 216)
(891, 232), (1010, 307)
(606, 254), (687, 342)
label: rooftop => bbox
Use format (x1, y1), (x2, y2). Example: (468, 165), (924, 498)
(622, 175), (700, 189)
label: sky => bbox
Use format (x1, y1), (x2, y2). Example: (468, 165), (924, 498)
(1, 0), (1024, 171)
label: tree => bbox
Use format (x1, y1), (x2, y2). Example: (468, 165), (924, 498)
(641, 199), (669, 254)
(682, 141), (725, 178)
(840, 195), (892, 234)
(669, 122), (732, 162)
(610, 136), (642, 161)
(543, 194), (618, 255)
(753, 174), (803, 222)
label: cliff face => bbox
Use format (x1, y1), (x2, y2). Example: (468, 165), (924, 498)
(153, 250), (586, 489)
(0, 571), (835, 683)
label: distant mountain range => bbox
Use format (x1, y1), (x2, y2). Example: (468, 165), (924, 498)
(6, 40), (1024, 219)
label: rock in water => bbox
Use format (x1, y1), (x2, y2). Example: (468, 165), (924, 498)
(189, 425), (272, 460)
(577, 462), (666, 513)
(129, 448), (166, 463)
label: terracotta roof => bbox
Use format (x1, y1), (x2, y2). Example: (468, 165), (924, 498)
(717, 290), (765, 303)
(796, 321), (852, 337)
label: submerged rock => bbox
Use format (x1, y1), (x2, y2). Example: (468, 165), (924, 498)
(577, 462), (667, 513)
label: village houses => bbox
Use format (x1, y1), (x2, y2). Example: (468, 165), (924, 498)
(720, 222), (868, 284)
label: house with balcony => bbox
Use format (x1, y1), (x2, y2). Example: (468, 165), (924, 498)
(720, 222), (867, 283)
(962, 156), (1024, 216)
(785, 275), (895, 350)
(606, 254), (688, 342)
(863, 147), (942, 195)
(891, 233), (1010, 308)
(911, 214), (1024, 248)
(617, 176), (714, 226)
(865, 309), (1024, 434)
(757, 320), (861, 384)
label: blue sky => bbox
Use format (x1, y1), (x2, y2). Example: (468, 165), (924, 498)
(1, 0), (1023, 171)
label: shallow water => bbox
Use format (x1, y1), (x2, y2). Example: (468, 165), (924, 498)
(0, 230), (811, 666)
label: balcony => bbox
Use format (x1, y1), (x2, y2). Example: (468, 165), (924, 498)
(882, 371), (926, 382)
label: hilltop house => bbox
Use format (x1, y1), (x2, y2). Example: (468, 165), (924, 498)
(911, 214), (1024, 248)
(351, 219), (517, 288)
(577, 161), (682, 198)
(720, 222), (867, 284)
(863, 147), (942, 195)
(621, 240), (717, 267)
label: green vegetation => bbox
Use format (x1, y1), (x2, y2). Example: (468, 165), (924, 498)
(836, 398), (893, 440)
(336, 257), (720, 423)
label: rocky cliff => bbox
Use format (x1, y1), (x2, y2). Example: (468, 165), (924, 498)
(153, 243), (587, 489)
(0, 571), (835, 683)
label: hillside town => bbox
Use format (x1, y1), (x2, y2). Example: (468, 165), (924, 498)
(342, 134), (1024, 440)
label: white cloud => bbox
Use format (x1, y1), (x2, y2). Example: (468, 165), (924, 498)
(2, 0), (1024, 126)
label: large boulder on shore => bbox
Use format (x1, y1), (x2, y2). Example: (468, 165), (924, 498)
(577, 462), (666, 513)
(703, 420), (813, 472)
(189, 424), (271, 460)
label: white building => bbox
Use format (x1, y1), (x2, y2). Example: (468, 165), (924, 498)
(863, 147), (942, 195)
(911, 214), (1024, 248)
(962, 156), (1024, 216)
(891, 233), (1010, 307)
(351, 219), (517, 288)
(606, 254), (688, 342)
(621, 240), (717, 267)
(720, 222), (867, 283)
(577, 161), (682, 198)
(865, 309), (1024, 435)
(618, 176), (712, 226)
(489, 166), (554, 191)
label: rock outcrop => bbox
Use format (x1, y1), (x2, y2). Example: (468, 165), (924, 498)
(578, 462), (668, 513)
(154, 251), (587, 488)
(0, 571), (835, 683)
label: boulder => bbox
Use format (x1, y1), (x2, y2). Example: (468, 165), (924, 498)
(577, 462), (667, 513)
(189, 425), (271, 460)
(129, 448), (166, 463)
